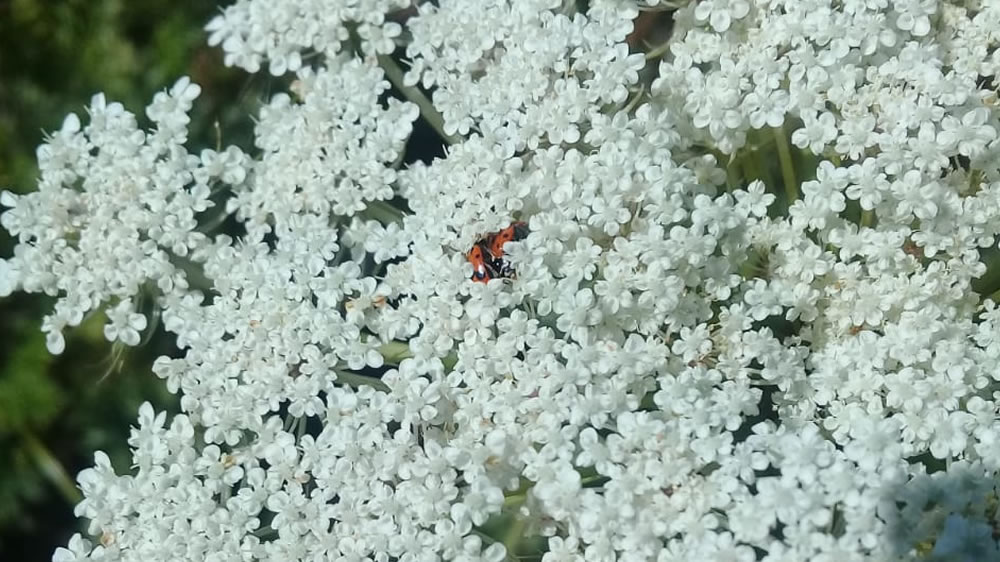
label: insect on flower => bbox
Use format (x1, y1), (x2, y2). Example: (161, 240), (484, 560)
(466, 221), (528, 282)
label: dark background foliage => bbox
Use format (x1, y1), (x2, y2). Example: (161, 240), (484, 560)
(0, 1), (261, 559)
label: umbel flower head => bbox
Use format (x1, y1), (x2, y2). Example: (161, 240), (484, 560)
(4, 0), (999, 560)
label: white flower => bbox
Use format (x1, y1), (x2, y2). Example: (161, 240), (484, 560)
(744, 88), (789, 129)
(0, 77), (242, 354)
(103, 299), (147, 346)
(405, 1), (641, 147)
(205, 0), (410, 74)
(146, 76), (200, 126)
(554, 286), (602, 343)
(52, 534), (92, 562)
(791, 111), (837, 154)
(671, 324), (712, 363)
(693, 0), (750, 33)
(937, 108), (997, 158)
(894, 0), (936, 37)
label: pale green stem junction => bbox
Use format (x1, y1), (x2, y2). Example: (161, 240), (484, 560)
(502, 512), (529, 557)
(379, 340), (413, 364)
(645, 39), (672, 61)
(365, 199), (406, 224)
(860, 209), (874, 228)
(335, 370), (390, 392)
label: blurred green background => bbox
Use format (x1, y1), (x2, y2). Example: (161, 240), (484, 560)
(0, 1), (262, 559)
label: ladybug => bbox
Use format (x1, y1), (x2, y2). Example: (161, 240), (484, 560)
(489, 222), (529, 260)
(467, 243), (495, 282)
(467, 221), (528, 282)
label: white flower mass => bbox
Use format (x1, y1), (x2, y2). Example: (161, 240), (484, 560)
(4, 0), (1000, 560)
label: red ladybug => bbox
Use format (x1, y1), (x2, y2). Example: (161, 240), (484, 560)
(467, 221), (528, 282)
(488, 222), (529, 260)
(467, 243), (494, 282)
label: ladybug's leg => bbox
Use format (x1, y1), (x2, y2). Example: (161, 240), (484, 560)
(499, 262), (517, 279)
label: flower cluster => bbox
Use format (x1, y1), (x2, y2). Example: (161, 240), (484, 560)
(9, 0), (1000, 561)
(205, 0), (410, 74)
(0, 77), (249, 354)
(403, 0), (645, 149)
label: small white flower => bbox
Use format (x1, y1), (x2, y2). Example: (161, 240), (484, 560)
(894, 0), (936, 37)
(103, 299), (147, 346)
(694, 0), (750, 33)
(791, 111), (837, 154)
(937, 108), (997, 158)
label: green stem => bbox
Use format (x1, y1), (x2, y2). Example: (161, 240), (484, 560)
(365, 200), (406, 225)
(335, 370), (390, 392)
(503, 492), (528, 509)
(725, 160), (740, 191)
(377, 54), (460, 145)
(621, 85), (646, 115)
(23, 432), (82, 505)
(860, 209), (874, 228)
(968, 168), (983, 194)
(202, 207), (234, 233)
(378, 341), (413, 364)
(253, 527), (279, 540)
(376, 340), (458, 373)
(645, 39), (672, 61)
(502, 512), (529, 557)
(741, 150), (763, 185)
(712, 149), (740, 191)
(296, 415), (307, 440)
(580, 474), (608, 487)
(773, 124), (798, 202)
